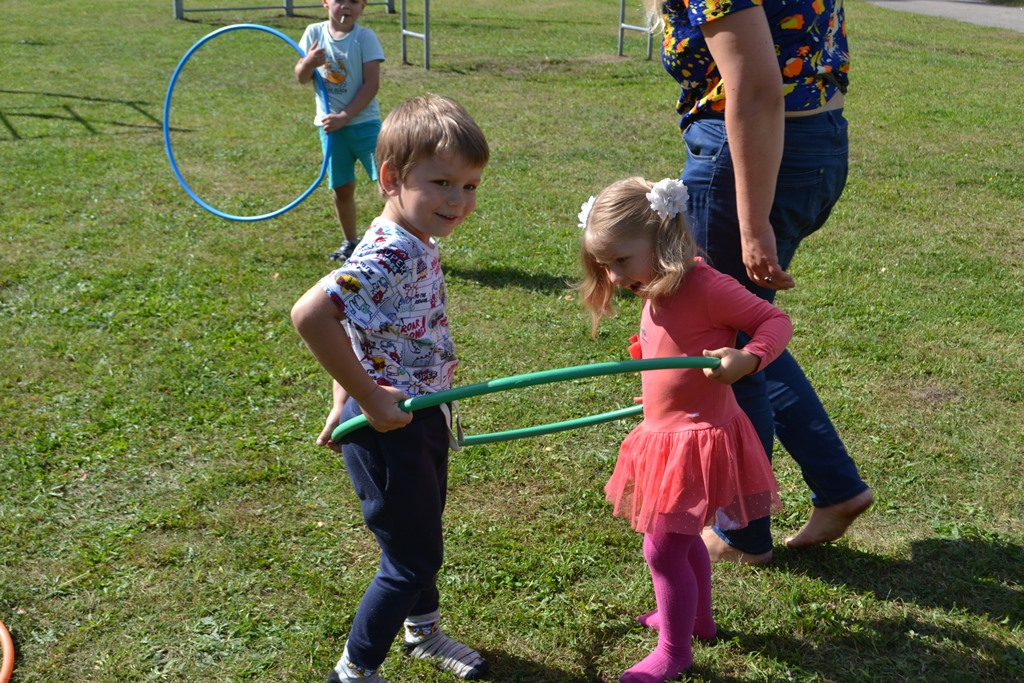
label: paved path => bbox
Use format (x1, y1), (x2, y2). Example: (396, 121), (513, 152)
(868, 0), (1024, 32)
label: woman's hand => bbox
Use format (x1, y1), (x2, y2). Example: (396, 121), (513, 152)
(702, 8), (795, 292)
(741, 223), (796, 290)
(702, 347), (760, 385)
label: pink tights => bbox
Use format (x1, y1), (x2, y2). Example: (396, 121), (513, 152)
(620, 532), (716, 683)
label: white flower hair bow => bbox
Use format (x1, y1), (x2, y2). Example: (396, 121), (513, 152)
(578, 195), (596, 230)
(646, 178), (688, 221)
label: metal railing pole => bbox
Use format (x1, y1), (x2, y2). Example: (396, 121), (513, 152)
(618, 0), (654, 59)
(400, 0), (430, 70)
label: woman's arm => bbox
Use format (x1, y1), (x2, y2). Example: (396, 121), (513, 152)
(702, 7), (794, 290)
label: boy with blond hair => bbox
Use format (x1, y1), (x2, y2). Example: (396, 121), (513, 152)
(291, 95), (490, 683)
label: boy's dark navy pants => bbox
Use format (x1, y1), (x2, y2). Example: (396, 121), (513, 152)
(339, 399), (450, 668)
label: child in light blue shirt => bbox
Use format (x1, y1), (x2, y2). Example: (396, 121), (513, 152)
(296, 0), (385, 262)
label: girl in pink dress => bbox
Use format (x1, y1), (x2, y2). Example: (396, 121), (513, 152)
(579, 177), (793, 682)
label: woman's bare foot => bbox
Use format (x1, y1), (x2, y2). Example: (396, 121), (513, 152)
(785, 488), (874, 549)
(700, 527), (773, 565)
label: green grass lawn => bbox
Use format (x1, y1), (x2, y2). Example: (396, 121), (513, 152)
(1, 0), (1022, 681)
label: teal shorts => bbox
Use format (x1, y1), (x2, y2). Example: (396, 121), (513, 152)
(319, 119), (381, 189)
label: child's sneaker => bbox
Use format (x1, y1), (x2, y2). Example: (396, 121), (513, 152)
(329, 240), (359, 262)
(403, 611), (488, 680)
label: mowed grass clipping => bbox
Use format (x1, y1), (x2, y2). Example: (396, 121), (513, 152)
(1, 0), (1022, 681)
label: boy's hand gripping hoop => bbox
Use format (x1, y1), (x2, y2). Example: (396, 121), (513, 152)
(330, 356), (720, 446)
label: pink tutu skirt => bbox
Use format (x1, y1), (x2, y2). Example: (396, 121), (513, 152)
(605, 412), (782, 535)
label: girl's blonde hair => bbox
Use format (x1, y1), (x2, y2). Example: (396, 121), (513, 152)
(642, 0), (665, 31)
(578, 176), (699, 336)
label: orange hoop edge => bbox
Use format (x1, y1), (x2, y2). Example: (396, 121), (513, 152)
(0, 619), (13, 683)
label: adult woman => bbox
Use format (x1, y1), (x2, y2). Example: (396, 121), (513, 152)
(646, 0), (873, 563)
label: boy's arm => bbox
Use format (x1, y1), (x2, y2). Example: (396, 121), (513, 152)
(331, 379), (349, 412)
(321, 59), (381, 131)
(291, 284), (412, 433)
(313, 380), (349, 451)
(295, 38), (325, 84)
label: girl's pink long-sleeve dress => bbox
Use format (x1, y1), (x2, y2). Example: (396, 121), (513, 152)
(606, 259), (793, 535)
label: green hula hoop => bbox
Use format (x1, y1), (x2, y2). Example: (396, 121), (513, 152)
(329, 356), (720, 446)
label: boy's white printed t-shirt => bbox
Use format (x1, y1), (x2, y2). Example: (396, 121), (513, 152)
(299, 22), (384, 127)
(319, 217), (457, 397)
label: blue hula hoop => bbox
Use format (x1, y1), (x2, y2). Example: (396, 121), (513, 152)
(330, 355), (721, 446)
(162, 23), (332, 222)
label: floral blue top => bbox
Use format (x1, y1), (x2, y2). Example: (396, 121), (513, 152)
(659, 0), (850, 129)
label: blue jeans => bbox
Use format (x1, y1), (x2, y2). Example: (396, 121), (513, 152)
(339, 400), (449, 668)
(682, 110), (869, 555)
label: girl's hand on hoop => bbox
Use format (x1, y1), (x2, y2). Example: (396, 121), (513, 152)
(702, 347), (760, 385)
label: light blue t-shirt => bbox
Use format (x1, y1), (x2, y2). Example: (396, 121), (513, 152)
(299, 22), (384, 127)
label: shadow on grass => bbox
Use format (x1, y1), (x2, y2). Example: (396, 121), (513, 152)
(777, 537), (1022, 626)
(447, 265), (572, 295)
(481, 635), (749, 682)
(481, 650), (611, 683)
(767, 537), (1024, 680)
(711, 622), (1019, 681)
(447, 264), (652, 299)
(476, 617), (812, 683)
(0, 88), (161, 140)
